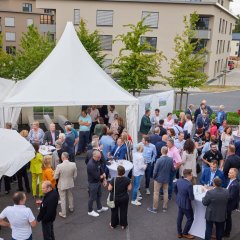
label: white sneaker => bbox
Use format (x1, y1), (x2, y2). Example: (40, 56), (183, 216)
(88, 210), (99, 217)
(131, 200), (142, 206)
(146, 189), (151, 195)
(97, 207), (108, 212)
(137, 196), (143, 201)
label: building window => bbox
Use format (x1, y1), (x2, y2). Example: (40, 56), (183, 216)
(214, 61), (217, 77)
(96, 10), (113, 26)
(99, 35), (112, 50)
(225, 21), (227, 34)
(140, 36), (157, 52)
(217, 60), (220, 73)
(219, 18), (222, 33)
(219, 40), (222, 54)
(222, 19), (225, 33)
(5, 17), (14, 27)
(227, 40), (230, 52)
(22, 3), (32, 12)
(216, 40), (219, 54)
(33, 107), (54, 120)
(103, 59), (112, 74)
(73, 9), (80, 25)
(222, 40), (225, 53)
(142, 11), (159, 28)
(229, 23), (232, 35)
(6, 46), (16, 55)
(40, 15), (54, 24)
(235, 51), (238, 55)
(44, 9), (55, 15)
(196, 16), (209, 30)
(6, 32), (16, 42)
(27, 19), (33, 26)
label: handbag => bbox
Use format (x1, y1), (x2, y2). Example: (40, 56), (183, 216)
(107, 178), (116, 208)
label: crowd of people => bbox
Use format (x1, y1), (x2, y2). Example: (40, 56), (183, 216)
(0, 101), (240, 240)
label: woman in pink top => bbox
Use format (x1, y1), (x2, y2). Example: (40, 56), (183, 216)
(164, 113), (174, 129)
(209, 120), (218, 138)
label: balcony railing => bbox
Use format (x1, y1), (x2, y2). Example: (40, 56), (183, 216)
(39, 24), (56, 33)
(194, 29), (211, 39)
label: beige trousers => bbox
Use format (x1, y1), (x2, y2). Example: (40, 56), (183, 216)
(153, 181), (168, 210)
(59, 188), (74, 216)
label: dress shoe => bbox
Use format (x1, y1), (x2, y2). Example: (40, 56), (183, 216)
(182, 234), (195, 239)
(177, 234), (183, 238)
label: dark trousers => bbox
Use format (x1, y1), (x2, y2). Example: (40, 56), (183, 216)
(90, 122), (97, 140)
(177, 207), (194, 235)
(17, 166), (30, 192)
(205, 220), (224, 240)
(88, 182), (102, 212)
(12, 234), (32, 240)
(225, 210), (232, 235)
(0, 176), (11, 192)
(145, 163), (153, 189)
(78, 131), (90, 153)
(42, 222), (55, 240)
(111, 196), (129, 228)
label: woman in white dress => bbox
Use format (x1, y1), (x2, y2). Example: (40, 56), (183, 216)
(221, 126), (234, 160)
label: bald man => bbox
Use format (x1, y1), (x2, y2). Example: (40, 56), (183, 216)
(87, 151), (108, 217)
(43, 123), (60, 146)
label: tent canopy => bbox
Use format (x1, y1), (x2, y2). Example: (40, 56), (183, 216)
(3, 22), (138, 107)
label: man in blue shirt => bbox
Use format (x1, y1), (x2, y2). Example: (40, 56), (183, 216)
(140, 136), (157, 195)
(77, 110), (92, 154)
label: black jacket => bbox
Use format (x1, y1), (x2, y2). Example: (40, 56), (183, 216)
(87, 159), (104, 184)
(37, 189), (58, 223)
(227, 179), (240, 212)
(43, 130), (60, 145)
(223, 154), (240, 178)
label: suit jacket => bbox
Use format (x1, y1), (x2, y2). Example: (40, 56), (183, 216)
(227, 179), (240, 211)
(149, 134), (162, 146)
(235, 141), (240, 157)
(194, 106), (213, 122)
(43, 130), (60, 145)
(185, 108), (193, 120)
(174, 178), (194, 210)
(202, 187), (229, 222)
(196, 115), (210, 130)
(111, 143), (127, 159)
(223, 154), (240, 178)
(140, 115), (152, 134)
(54, 160), (77, 191)
(200, 168), (225, 187)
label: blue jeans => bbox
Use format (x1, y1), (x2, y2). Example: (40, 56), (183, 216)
(12, 234), (32, 240)
(168, 170), (176, 199)
(78, 131), (90, 153)
(132, 175), (143, 201)
(145, 163), (153, 189)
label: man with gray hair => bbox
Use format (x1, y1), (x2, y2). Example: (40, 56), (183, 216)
(54, 152), (77, 218)
(149, 127), (162, 146)
(147, 146), (174, 213)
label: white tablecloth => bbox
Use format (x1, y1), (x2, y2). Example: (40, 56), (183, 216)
(107, 160), (133, 178)
(39, 145), (56, 156)
(189, 185), (207, 239)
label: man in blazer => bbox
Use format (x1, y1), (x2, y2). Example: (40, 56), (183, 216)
(43, 123), (60, 146)
(110, 137), (127, 160)
(200, 160), (225, 187)
(224, 168), (240, 238)
(174, 169), (195, 239)
(185, 104), (194, 121)
(195, 111), (210, 131)
(54, 152), (77, 218)
(202, 178), (229, 240)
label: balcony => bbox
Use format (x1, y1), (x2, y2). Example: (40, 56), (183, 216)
(194, 29), (211, 39)
(39, 24), (56, 33)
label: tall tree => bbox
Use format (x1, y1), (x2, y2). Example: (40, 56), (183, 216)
(76, 19), (106, 68)
(233, 15), (240, 33)
(165, 12), (208, 110)
(112, 18), (165, 96)
(0, 34), (15, 79)
(15, 25), (55, 79)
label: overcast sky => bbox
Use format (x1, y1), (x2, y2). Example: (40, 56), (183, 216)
(230, 0), (240, 15)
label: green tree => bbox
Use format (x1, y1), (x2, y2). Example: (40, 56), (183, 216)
(233, 15), (240, 33)
(112, 18), (165, 95)
(76, 19), (106, 68)
(166, 12), (208, 110)
(0, 34), (15, 79)
(15, 25), (55, 79)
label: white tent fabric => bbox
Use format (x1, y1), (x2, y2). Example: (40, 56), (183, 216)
(0, 78), (21, 128)
(0, 129), (35, 178)
(2, 22), (139, 142)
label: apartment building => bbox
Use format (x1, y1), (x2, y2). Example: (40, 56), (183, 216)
(0, 0), (56, 54)
(231, 33), (240, 57)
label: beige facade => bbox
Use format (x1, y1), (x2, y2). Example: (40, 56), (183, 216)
(35, 0), (236, 82)
(0, 0), (56, 53)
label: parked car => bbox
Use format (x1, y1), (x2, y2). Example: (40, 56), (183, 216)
(228, 60), (234, 70)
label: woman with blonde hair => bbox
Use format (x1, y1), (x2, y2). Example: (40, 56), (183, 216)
(221, 126), (234, 159)
(30, 143), (43, 198)
(28, 121), (44, 144)
(42, 155), (56, 188)
(179, 112), (186, 128)
(19, 130), (29, 140)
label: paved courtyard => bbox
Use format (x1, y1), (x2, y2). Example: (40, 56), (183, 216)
(0, 158), (240, 240)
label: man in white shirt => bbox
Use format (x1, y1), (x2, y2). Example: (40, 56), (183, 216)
(107, 105), (118, 127)
(183, 114), (193, 139)
(0, 192), (36, 240)
(150, 109), (163, 131)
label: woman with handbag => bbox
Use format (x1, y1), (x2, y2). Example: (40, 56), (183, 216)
(108, 165), (132, 229)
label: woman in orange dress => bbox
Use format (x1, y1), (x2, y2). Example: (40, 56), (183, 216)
(42, 155), (56, 188)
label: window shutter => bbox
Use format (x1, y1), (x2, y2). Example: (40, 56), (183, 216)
(142, 12), (159, 28)
(97, 10), (113, 26)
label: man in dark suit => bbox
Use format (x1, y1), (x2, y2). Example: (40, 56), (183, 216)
(174, 169), (195, 239)
(185, 104), (194, 120)
(43, 123), (60, 146)
(149, 127), (162, 146)
(155, 134), (168, 159)
(202, 178), (229, 240)
(224, 168), (240, 238)
(110, 137), (127, 160)
(195, 111), (210, 131)
(159, 119), (167, 136)
(200, 160), (225, 187)
(194, 101), (213, 123)
(235, 140), (240, 157)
